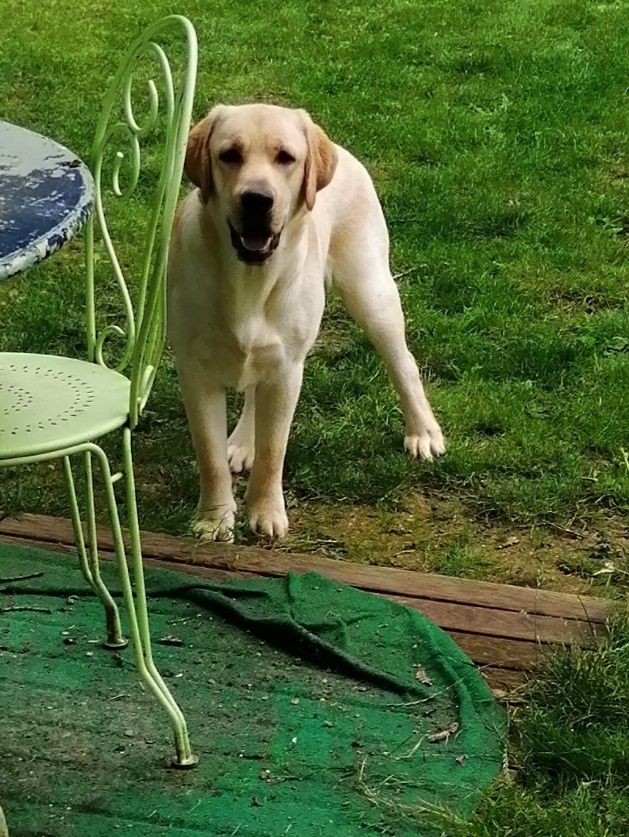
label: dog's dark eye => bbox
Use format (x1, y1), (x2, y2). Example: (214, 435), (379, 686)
(219, 147), (242, 164)
(276, 149), (296, 165)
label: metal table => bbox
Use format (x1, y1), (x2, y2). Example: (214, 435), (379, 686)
(0, 121), (93, 280)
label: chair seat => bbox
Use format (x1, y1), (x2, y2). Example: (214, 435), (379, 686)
(0, 353), (130, 460)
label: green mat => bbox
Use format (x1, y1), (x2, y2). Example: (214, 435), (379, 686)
(0, 542), (505, 836)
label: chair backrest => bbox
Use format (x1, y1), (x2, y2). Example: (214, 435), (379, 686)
(84, 15), (197, 427)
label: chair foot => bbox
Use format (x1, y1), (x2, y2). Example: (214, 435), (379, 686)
(170, 753), (199, 770)
(102, 637), (129, 650)
(97, 433), (198, 768)
(103, 603), (127, 649)
(164, 688), (199, 770)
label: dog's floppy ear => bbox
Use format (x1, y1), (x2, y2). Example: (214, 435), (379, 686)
(185, 106), (224, 203)
(300, 111), (338, 211)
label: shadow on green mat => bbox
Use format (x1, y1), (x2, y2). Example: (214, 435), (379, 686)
(0, 543), (504, 836)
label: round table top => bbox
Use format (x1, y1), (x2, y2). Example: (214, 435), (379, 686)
(0, 121), (94, 280)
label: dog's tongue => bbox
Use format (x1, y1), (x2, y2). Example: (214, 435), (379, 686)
(240, 233), (272, 253)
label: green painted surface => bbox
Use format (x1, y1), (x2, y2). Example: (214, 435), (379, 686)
(0, 353), (130, 460)
(0, 543), (505, 835)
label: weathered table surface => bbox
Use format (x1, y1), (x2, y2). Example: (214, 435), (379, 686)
(0, 121), (93, 280)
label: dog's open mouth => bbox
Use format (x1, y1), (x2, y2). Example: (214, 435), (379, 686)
(228, 222), (281, 265)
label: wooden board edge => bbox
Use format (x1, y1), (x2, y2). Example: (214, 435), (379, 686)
(0, 512), (614, 624)
(483, 667), (527, 694)
(1, 525), (605, 646)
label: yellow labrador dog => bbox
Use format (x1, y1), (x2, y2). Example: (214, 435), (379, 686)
(168, 104), (445, 542)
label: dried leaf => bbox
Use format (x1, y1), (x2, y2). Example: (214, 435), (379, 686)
(415, 667), (433, 686)
(496, 536), (519, 550)
(428, 722), (459, 743)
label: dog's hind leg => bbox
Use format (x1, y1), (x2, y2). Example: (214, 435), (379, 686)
(228, 385), (256, 474)
(332, 243), (445, 461)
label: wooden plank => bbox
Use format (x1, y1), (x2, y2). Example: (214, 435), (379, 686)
(448, 633), (541, 671)
(1, 535), (542, 672)
(135, 554), (259, 585)
(0, 512), (101, 549)
(0, 512), (613, 624)
(482, 667), (527, 694)
(0, 532), (77, 558)
(0, 532), (258, 585)
(387, 595), (603, 645)
(0, 516), (605, 647)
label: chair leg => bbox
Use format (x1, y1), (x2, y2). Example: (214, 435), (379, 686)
(91, 438), (197, 769)
(63, 456), (127, 649)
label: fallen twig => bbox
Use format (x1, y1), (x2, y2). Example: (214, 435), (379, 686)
(392, 267), (416, 280)
(1, 605), (52, 614)
(385, 695), (436, 708)
(547, 521), (586, 540)
(158, 635), (184, 647)
(0, 572), (44, 584)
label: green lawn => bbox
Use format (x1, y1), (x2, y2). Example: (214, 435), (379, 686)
(452, 618), (629, 837)
(1, 2), (629, 833)
(1, 0), (627, 540)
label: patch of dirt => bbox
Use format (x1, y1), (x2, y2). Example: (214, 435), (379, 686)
(262, 492), (628, 598)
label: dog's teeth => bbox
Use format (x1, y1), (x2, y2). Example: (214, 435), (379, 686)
(240, 235), (271, 253)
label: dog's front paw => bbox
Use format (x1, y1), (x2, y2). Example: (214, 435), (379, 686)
(193, 505), (236, 543)
(248, 496), (289, 540)
(405, 420), (446, 461)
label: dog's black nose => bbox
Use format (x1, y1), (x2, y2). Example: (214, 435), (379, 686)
(240, 189), (274, 214)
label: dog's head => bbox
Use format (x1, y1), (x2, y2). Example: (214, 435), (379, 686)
(184, 104), (337, 265)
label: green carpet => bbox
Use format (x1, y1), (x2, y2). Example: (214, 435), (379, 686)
(0, 542), (505, 836)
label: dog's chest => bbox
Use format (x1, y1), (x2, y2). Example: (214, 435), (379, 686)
(219, 280), (319, 389)
(226, 316), (286, 390)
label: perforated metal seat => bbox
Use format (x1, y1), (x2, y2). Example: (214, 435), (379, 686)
(0, 353), (130, 460)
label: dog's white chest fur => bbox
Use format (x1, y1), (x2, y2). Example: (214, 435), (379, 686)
(228, 315), (285, 391)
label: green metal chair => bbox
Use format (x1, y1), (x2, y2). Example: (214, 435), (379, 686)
(0, 16), (198, 768)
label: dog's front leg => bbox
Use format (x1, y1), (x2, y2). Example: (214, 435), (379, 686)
(246, 364), (304, 539)
(177, 364), (236, 542)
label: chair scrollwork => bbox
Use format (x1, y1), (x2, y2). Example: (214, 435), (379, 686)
(85, 15), (197, 427)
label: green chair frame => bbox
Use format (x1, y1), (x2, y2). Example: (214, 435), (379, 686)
(0, 16), (198, 768)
